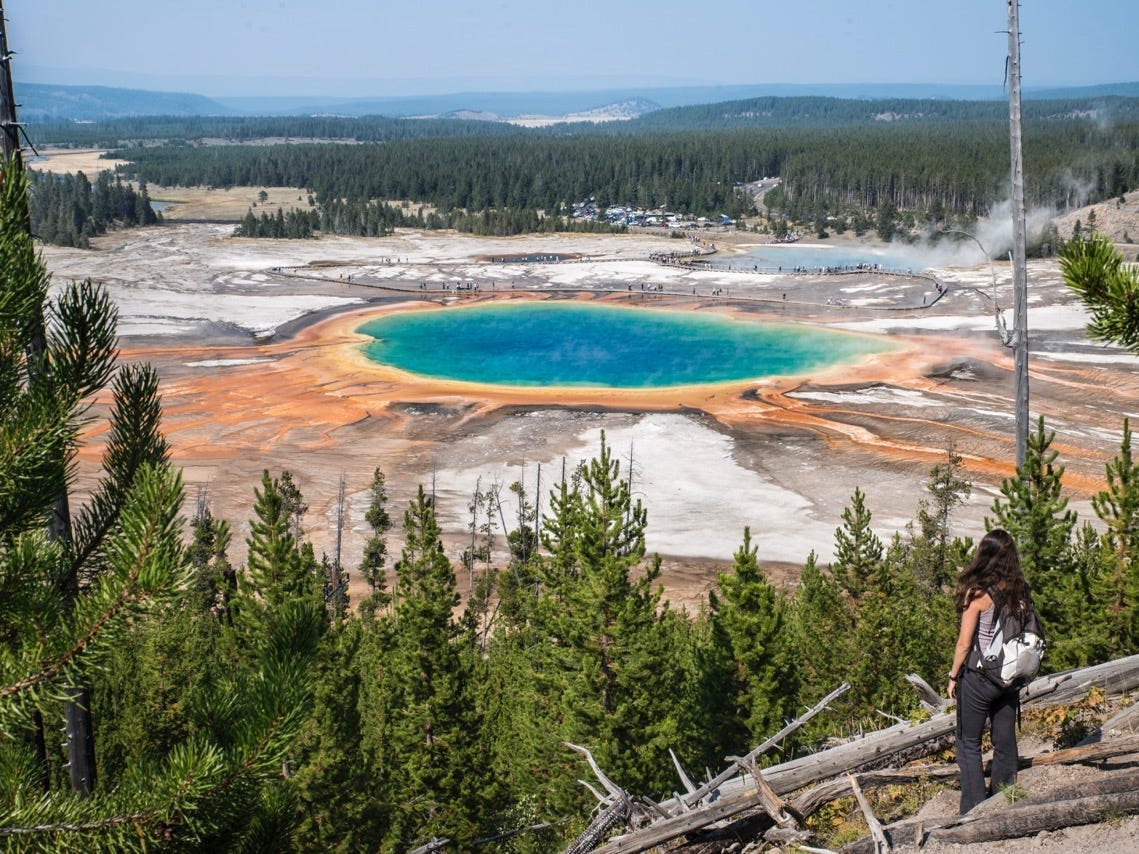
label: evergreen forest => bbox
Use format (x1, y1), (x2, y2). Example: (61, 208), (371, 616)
(5, 153), (1139, 848)
(23, 93), (1139, 244)
(27, 169), (161, 248)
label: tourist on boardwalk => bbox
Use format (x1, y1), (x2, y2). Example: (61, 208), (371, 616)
(947, 529), (1028, 813)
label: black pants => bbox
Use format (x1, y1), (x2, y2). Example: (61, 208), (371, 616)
(955, 667), (1019, 813)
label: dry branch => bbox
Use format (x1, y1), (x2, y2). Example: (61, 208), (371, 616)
(904, 672), (950, 715)
(676, 682), (850, 810)
(841, 764), (1139, 853)
(847, 774), (890, 854)
(581, 655), (1139, 854)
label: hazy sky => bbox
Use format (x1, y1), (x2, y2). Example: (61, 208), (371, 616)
(8, 0), (1138, 97)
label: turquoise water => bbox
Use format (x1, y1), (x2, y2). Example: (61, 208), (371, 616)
(357, 302), (892, 388)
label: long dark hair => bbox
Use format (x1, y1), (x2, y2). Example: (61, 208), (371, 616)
(955, 528), (1030, 618)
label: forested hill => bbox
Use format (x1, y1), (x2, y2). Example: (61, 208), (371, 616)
(622, 94), (1139, 130)
(103, 118), (1138, 227)
(18, 83), (231, 121)
(27, 114), (520, 148)
(25, 91), (1139, 243)
(19, 79), (1139, 125)
(27, 94), (1139, 147)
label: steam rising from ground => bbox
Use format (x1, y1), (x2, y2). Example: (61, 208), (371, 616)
(896, 199), (1060, 271)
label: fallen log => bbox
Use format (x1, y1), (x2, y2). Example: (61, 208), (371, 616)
(1022, 652), (1139, 708)
(566, 795), (631, 854)
(791, 732), (1139, 822)
(841, 766), (1139, 853)
(583, 655), (1139, 853)
(1021, 732), (1139, 768)
(761, 712), (956, 795)
(929, 788), (1139, 845)
(1102, 699), (1139, 735)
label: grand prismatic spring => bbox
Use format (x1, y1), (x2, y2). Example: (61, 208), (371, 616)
(357, 301), (895, 387)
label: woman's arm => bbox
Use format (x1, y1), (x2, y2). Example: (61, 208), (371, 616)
(948, 592), (992, 699)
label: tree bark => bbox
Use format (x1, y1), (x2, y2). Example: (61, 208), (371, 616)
(587, 656), (1139, 854)
(842, 767), (1139, 853)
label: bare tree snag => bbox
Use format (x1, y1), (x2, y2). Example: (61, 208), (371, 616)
(677, 682), (850, 810)
(581, 656), (1139, 854)
(905, 672), (950, 715)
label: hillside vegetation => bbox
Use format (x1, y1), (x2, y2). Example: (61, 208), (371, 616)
(24, 93), (1139, 243)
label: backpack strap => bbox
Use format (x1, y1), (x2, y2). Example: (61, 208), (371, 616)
(975, 590), (1004, 660)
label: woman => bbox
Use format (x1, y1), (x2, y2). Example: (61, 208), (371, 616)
(947, 528), (1031, 814)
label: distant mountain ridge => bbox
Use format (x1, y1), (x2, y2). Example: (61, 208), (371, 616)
(18, 83), (232, 120)
(17, 79), (1139, 123)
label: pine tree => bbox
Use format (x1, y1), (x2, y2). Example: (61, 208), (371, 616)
(538, 435), (688, 797)
(1068, 522), (1112, 664)
(832, 487), (884, 599)
(909, 446), (973, 592)
(1091, 419), (1139, 655)
(482, 436), (697, 827)
(366, 486), (484, 851)
(290, 617), (378, 851)
(234, 471), (322, 639)
(707, 527), (797, 754)
(358, 466), (393, 614)
(0, 160), (318, 848)
(188, 487), (236, 617)
(278, 469), (309, 542)
(988, 416), (1079, 663)
(787, 552), (856, 736)
(1060, 233), (1139, 352)
(848, 534), (956, 717)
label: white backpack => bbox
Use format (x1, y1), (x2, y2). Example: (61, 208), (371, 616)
(976, 595), (1045, 689)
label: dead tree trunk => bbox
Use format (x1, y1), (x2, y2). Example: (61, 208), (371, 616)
(930, 787), (1139, 846)
(566, 795), (631, 854)
(842, 766), (1139, 853)
(584, 655), (1139, 853)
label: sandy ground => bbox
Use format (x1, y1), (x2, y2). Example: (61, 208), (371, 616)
(35, 218), (1139, 608)
(27, 148), (128, 174)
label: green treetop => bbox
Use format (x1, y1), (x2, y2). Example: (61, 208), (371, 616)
(707, 527), (798, 754)
(1061, 234), (1139, 352)
(0, 159), (317, 849)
